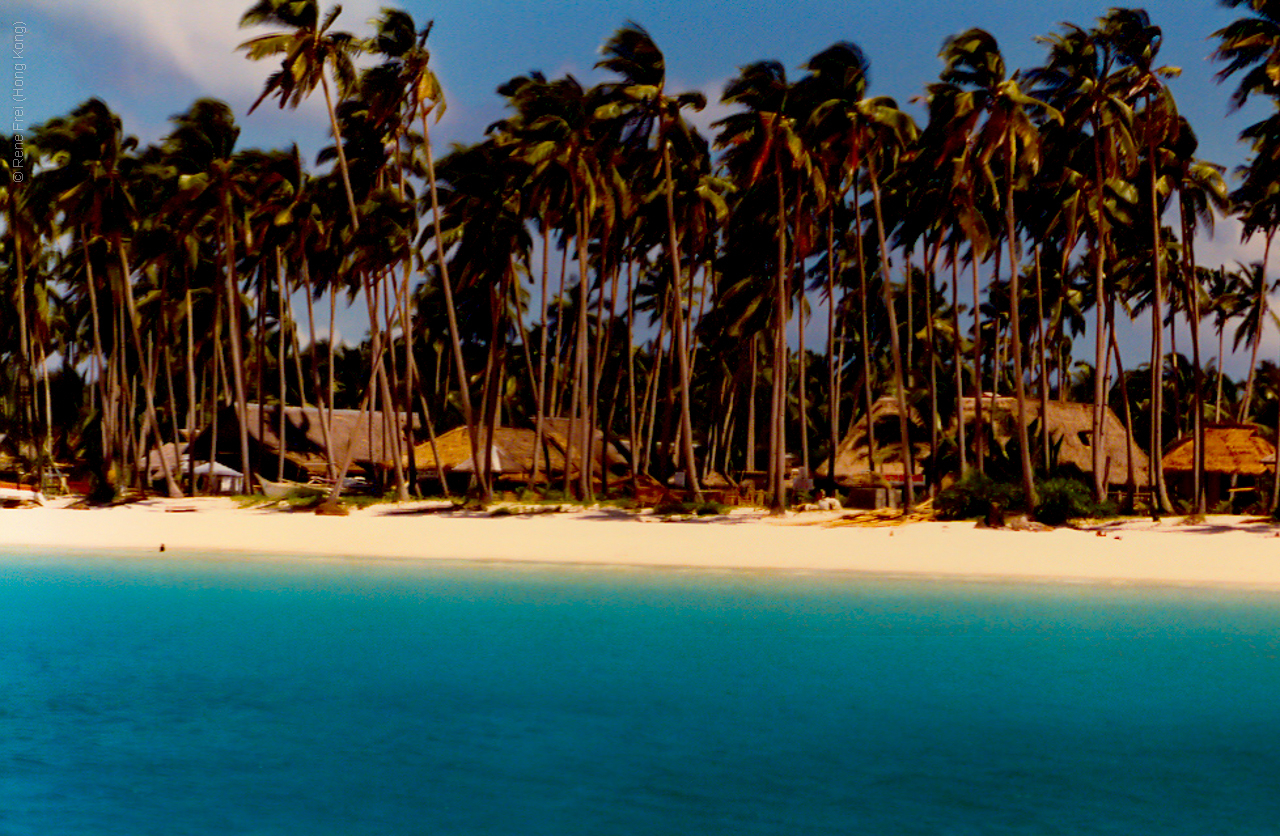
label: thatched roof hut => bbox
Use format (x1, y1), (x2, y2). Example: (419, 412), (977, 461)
(815, 396), (930, 485)
(960, 397), (1149, 487)
(1162, 424), (1275, 507)
(1162, 424), (1276, 475)
(819, 395), (1148, 487)
(190, 404), (413, 482)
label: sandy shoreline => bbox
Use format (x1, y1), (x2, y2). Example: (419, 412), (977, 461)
(4, 497), (1280, 589)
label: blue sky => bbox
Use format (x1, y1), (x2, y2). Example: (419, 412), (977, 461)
(13, 0), (1277, 372)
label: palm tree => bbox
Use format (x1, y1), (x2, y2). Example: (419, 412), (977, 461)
(937, 28), (1058, 513)
(239, 0), (364, 229)
(1213, 0), (1280, 111)
(597, 22), (712, 503)
(717, 60), (808, 512)
(367, 10), (490, 500)
(800, 42), (872, 485)
(1029, 19), (1141, 503)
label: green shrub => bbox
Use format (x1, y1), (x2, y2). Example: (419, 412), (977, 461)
(695, 501), (726, 516)
(935, 472), (1019, 521)
(1033, 477), (1099, 525)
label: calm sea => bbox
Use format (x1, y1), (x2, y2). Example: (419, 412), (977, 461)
(3, 549), (1280, 835)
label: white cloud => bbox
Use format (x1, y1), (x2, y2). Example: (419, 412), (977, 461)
(1194, 213), (1268, 271)
(35, 0), (383, 134)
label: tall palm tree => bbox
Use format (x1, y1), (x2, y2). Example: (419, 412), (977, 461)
(239, 0), (364, 229)
(937, 28), (1058, 513)
(800, 42), (872, 485)
(717, 60), (808, 512)
(1029, 19), (1141, 503)
(597, 22), (712, 502)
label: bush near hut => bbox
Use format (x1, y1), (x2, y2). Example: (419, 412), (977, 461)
(654, 498), (727, 516)
(937, 473), (1113, 524)
(935, 472), (1021, 521)
(1034, 477), (1113, 525)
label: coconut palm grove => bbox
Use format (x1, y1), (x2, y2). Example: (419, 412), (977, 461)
(9, 1), (1280, 518)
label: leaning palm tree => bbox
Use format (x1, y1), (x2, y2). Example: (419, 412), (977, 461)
(239, 0), (364, 229)
(366, 9), (489, 499)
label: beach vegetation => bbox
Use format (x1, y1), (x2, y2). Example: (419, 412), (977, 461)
(1033, 477), (1114, 525)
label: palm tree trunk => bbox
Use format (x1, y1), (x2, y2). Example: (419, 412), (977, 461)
(826, 205), (840, 477)
(573, 202), (593, 501)
(662, 140), (702, 502)
(319, 72), (360, 230)
(971, 255), (986, 476)
(853, 187), (876, 474)
(951, 248), (968, 475)
(1148, 150), (1171, 514)
(532, 225), (551, 488)
(81, 233), (114, 496)
(218, 210), (253, 495)
(298, 258), (336, 481)
(1005, 146), (1035, 514)
(1091, 145), (1111, 504)
(770, 162), (788, 513)
(1177, 199), (1205, 515)
(422, 109), (487, 500)
(1034, 247), (1050, 473)
(1110, 326), (1138, 512)
(868, 156), (913, 509)
(1238, 231), (1273, 423)
(747, 334), (758, 474)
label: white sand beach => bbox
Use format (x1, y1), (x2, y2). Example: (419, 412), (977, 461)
(5, 497), (1280, 590)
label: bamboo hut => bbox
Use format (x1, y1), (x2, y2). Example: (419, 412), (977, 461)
(540, 418), (630, 475)
(1162, 423), (1276, 508)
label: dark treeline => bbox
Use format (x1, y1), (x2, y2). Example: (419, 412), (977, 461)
(4, 1), (1280, 516)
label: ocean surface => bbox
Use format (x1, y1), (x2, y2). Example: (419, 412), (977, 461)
(3, 550), (1280, 835)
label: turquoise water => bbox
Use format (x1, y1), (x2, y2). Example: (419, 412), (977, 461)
(4, 551), (1280, 835)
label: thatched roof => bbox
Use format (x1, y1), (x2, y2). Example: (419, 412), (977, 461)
(960, 397), (1149, 487)
(541, 418), (630, 470)
(410, 426), (570, 477)
(241, 404), (411, 471)
(141, 442), (187, 479)
(815, 396), (930, 481)
(189, 404), (414, 479)
(819, 395), (1149, 486)
(1162, 424), (1276, 475)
